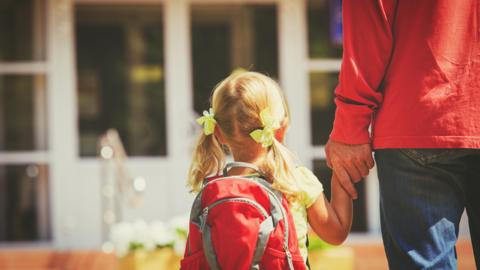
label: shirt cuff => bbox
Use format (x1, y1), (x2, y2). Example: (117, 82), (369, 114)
(330, 100), (373, 144)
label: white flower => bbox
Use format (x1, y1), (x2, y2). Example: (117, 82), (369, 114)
(110, 221), (134, 257)
(150, 220), (175, 247)
(169, 215), (189, 256)
(168, 215), (189, 237)
(132, 219), (155, 251)
(109, 216), (190, 257)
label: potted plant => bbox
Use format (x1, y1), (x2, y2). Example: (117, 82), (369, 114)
(110, 216), (188, 270)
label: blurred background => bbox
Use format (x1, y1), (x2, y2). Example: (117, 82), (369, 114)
(0, 0), (474, 269)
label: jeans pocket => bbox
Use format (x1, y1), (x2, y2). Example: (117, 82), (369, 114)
(400, 149), (456, 166)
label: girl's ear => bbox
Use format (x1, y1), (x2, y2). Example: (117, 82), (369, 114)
(214, 126), (226, 145)
(275, 119), (288, 143)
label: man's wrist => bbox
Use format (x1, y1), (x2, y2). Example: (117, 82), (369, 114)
(330, 103), (372, 144)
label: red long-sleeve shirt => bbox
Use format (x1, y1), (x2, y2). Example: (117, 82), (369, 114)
(330, 0), (480, 149)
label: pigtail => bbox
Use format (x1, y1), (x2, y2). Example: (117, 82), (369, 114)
(260, 139), (302, 202)
(187, 132), (225, 192)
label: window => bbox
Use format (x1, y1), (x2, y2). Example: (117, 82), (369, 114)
(0, 75), (47, 151)
(76, 5), (167, 157)
(0, 75), (50, 241)
(307, 0), (343, 146)
(0, 164), (50, 241)
(308, 0), (342, 59)
(0, 0), (50, 243)
(0, 0), (46, 61)
(310, 72), (338, 146)
(191, 4), (278, 114)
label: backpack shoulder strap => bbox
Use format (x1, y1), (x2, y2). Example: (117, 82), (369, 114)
(202, 223), (221, 270)
(250, 216), (274, 269)
(222, 161), (263, 176)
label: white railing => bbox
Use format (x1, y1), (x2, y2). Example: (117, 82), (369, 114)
(98, 129), (146, 246)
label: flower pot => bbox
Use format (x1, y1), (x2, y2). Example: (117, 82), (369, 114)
(119, 248), (181, 270)
(308, 246), (354, 270)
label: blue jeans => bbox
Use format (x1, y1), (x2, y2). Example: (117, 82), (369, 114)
(375, 149), (480, 270)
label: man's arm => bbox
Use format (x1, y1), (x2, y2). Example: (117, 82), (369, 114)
(326, 0), (397, 198)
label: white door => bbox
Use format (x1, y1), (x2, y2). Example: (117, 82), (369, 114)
(66, 0), (195, 248)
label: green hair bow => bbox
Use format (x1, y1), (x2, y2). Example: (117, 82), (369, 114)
(196, 108), (217, 135)
(250, 108), (280, 147)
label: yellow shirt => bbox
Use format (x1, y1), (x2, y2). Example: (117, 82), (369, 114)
(289, 167), (324, 264)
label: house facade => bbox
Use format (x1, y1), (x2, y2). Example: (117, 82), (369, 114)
(3, 0), (466, 250)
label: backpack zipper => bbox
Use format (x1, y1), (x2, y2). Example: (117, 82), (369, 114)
(203, 197), (269, 221)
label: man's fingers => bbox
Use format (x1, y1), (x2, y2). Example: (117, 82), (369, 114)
(357, 161), (370, 178)
(333, 167), (358, 199)
(343, 162), (362, 183)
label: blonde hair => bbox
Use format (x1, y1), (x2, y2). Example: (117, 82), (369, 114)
(188, 71), (301, 200)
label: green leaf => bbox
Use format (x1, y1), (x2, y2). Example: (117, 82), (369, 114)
(129, 242), (145, 251)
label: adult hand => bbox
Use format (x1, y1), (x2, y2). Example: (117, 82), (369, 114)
(325, 139), (374, 199)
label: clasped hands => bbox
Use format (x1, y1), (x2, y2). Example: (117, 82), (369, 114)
(325, 139), (374, 199)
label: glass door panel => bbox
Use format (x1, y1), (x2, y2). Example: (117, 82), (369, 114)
(76, 5), (167, 157)
(308, 0), (342, 59)
(191, 4), (278, 114)
(0, 164), (50, 241)
(310, 72), (338, 146)
(0, 75), (47, 151)
(0, 0), (46, 61)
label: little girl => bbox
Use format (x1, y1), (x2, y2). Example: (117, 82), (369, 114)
(188, 71), (352, 266)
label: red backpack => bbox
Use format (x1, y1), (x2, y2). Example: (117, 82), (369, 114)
(180, 162), (306, 270)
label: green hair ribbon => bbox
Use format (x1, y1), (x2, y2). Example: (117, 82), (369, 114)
(249, 108), (280, 147)
(196, 108), (217, 135)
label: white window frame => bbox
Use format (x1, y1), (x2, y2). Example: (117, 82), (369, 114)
(0, 0), (51, 247)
